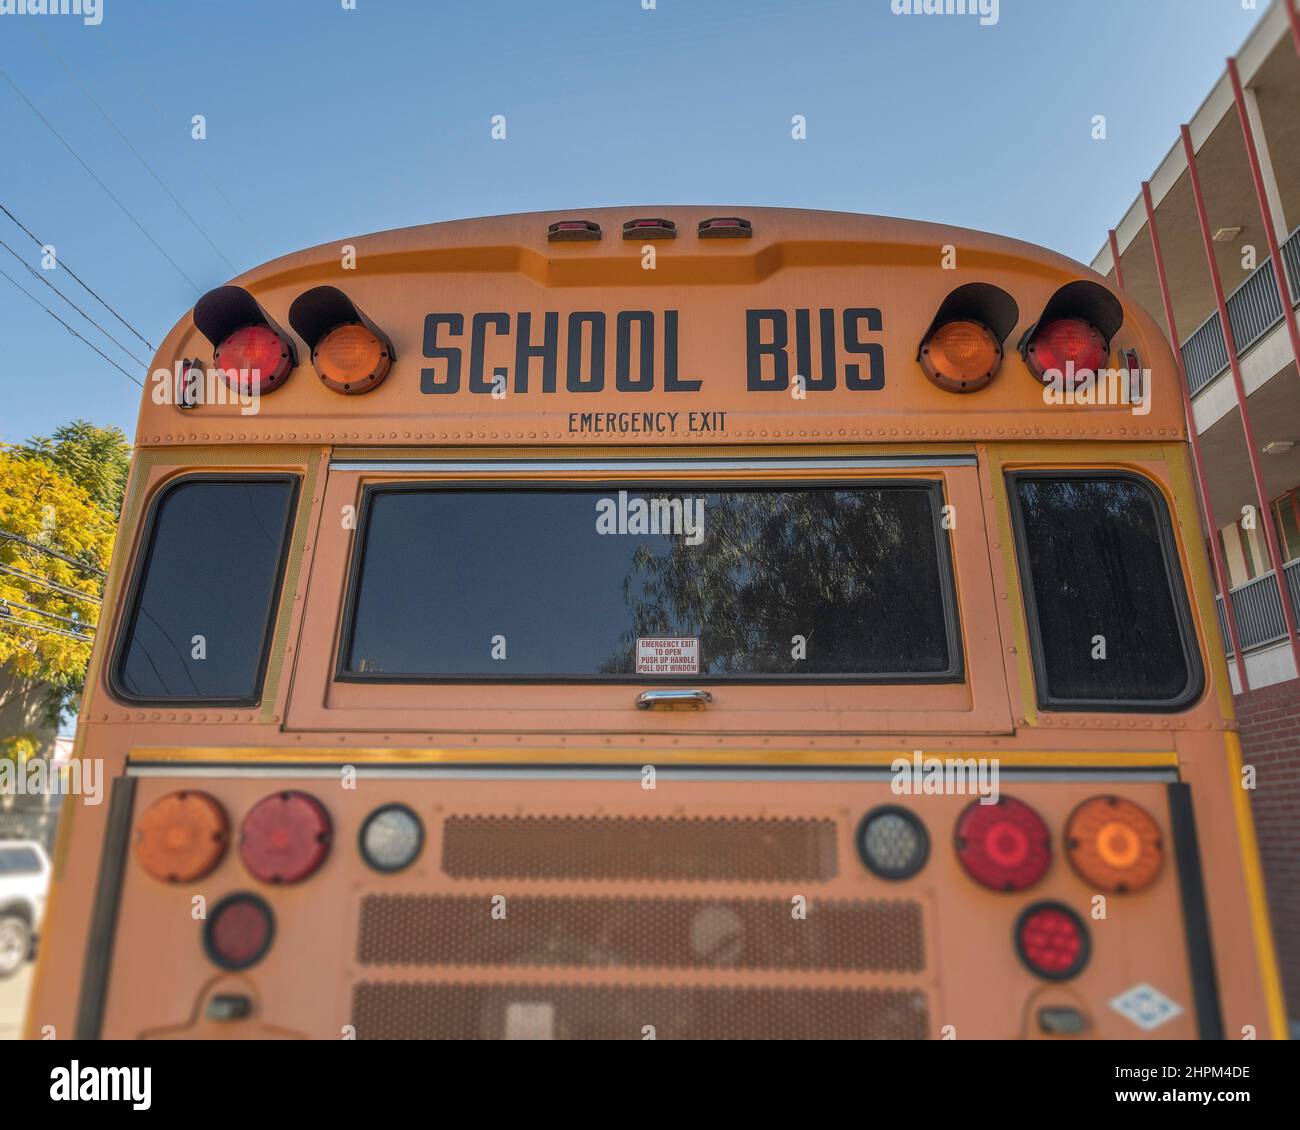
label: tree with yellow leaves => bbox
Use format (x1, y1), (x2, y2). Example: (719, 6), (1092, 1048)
(0, 422), (128, 733)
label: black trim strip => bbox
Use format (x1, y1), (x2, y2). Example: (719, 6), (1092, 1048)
(1167, 781), (1224, 1040)
(74, 775), (137, 1040)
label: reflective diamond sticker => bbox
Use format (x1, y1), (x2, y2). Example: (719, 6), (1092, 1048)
(1109, 983), (1185, 1031)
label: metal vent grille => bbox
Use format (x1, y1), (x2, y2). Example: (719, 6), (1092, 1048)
(440, 814), (838, 882)
(351, 982), (929, 1040)
(357, 894), (923, 973)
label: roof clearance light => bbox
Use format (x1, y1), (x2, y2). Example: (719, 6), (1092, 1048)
(622, 218), (676, 239)
(920, 319), (1002, 392)
(857, 806), (930, 880)
(1015, 901), (1090, 981)
(135, 790), (229, 883)
(313, 323), (392, 395)
(204, 892), (275, 971)
(239, 790), (332, 884)
(547, 220), (601, 242)
(359, 804), (424, 873)
(955, 795), (1051, 892)
(214, 324), (294, 395)
(698, 217), (752, 239)
(1025, 317), (1108, 383)
(1065, 796), (1163, 893)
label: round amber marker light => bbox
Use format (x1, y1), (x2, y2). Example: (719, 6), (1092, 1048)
(313, 322), (391, 394)
(1065, 796), (1163, 893)
(135, 791), (229, 883)
(920, 319), (1001, 392)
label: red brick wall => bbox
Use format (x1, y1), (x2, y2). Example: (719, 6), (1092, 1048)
(1235, 677), (1300, 1022)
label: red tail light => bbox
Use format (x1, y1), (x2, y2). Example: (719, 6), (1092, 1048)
(1015, 901), (1090, 981)
(954, 795), (1051, 891)
(204, 892), (274, 971)
(215, 324), (294, 394)
(239, 790), (332, 884)
(1025, 317), (1108, 382)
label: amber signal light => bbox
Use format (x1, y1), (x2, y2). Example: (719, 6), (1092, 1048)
(920, 319), (1002, 393)
(288, 286), (396, 396)
(1065, 795), (1163, 893)
(135, 790), (229, 883)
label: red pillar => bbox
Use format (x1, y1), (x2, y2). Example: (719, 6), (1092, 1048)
(1108, 229), (1127, 292)
(1228, 58), (1300, 384)
(1141, 183), (1250, 690)
(1180, 124), (1300, 676)
(1288, 0), (1300, 58)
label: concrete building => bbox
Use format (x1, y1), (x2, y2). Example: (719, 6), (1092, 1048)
(1090, 0), (1300, 1025)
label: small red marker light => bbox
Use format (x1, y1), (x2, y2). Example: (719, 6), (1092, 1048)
(1015, 902), (1090, 981)
(204, 892), (274, 970)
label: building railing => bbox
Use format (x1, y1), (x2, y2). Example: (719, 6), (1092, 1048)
(1181, 225), (1300, 397)
(1216, 557), (1300, 657)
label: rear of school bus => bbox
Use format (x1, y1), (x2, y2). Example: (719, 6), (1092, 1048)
(26, 207), (1286, 1040)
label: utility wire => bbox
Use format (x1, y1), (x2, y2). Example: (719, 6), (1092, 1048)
(0, 236), (149, 370)
(0, 530), (108, 578)
(0, 616), (93, 644)
(0, 67), (203, 293)
(0, 598), (96, 631)
(0, 561), (102, 604)
(35, 28), (237, 275)
(0, 265), (144, 388)
(100, 31), (251, 235)
(0, 202), (154, 352)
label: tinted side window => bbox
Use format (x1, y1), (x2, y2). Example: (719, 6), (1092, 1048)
(1011, 474), (1202, 709)
(114, 478), (297, 703)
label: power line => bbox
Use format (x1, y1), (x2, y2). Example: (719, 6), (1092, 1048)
(0, 616), (93, 644)
(0, 265), (144, 388)
(35, 28), (237, 275)
(100, 31), (251, 235)
(0, 202), (154, 352)
(0, 236), (149, 370)
(0, 530), (107, 578)
(0, 67), (203, 293)
(0, 598), (96, 632)
(0, 561), (102, 604)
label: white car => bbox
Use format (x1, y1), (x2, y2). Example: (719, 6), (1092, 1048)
(0, 840), (50, 978)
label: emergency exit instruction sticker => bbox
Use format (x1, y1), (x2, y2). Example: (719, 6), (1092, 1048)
(636, 637), (700, 675)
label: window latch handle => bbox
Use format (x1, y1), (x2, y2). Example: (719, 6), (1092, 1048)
(636, 689), (713, 711)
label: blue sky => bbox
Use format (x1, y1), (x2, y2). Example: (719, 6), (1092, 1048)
(0, 0), (1268, 444)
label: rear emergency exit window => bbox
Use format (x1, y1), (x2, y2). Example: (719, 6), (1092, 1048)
(1009, 473), (1202, 710)
(112, 476), (298, 704)
(340, 482), (961, 682)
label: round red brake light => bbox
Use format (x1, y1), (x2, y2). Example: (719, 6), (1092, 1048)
(1025, 317), (1108, 382)
(1015, 901), (1090, 980)
(955, 795), (1051, 891)
(239, 790), (332, 884)
(215, 324), (294, 394)
(204, 892), (274, 970)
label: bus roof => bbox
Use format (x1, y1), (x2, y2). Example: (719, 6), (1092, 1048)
(138, 206), (1184, 447)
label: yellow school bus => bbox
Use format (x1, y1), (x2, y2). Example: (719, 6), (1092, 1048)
(26, 207), (1286, 1040)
